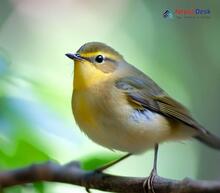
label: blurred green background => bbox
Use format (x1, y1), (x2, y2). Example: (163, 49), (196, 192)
(0, 0), (220, 192)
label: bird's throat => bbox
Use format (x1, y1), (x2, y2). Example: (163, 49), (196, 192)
(73, 61), (110, 90)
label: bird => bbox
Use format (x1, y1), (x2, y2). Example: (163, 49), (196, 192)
(66, 42), (220, 193)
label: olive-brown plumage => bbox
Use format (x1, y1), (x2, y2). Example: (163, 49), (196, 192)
(66, 42), (220, 153)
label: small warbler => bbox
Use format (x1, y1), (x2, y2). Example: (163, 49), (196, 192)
(66, 42), (220, 192)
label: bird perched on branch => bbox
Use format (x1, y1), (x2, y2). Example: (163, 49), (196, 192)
(66, 42), (220, 193)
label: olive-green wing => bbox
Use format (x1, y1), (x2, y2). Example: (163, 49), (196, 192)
(115, 76), (203, 130)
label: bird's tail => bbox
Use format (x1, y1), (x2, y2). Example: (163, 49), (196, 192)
(195, 130), (220, 150)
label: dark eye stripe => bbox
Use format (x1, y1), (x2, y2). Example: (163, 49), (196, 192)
(80, 56), (92, 62)
(105, 57), (116, 63)
(81, 56), (116, 64)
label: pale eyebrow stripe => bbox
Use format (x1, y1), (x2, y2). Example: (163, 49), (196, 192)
(80, 52), (120, 61)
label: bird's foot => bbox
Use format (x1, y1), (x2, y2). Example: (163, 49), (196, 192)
(85, 187), (91, 193)
(93, 166), (106, 173)
(143, 168), (157, 193)
(84, 170), (103, 193)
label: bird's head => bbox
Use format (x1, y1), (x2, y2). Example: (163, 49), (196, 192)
(66, 42), (124, 90)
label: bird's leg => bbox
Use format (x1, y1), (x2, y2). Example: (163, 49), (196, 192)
(85, 187), (91, 193)
(95, 153), (132, 173)
(85, 153), (131, 193)
(143, 144), (159, 193)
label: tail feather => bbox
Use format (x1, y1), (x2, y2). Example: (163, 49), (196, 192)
(195, 130), (220, 150)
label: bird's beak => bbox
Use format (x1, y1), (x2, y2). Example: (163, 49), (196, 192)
(65, 53), (84, 61)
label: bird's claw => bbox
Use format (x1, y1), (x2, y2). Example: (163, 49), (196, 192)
(85, 187), (91, 193)
(143, 168), (157, 193)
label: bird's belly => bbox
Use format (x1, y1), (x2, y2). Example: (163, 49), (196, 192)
(72, 91), (193, 154)
(85, 111), (170, 153)
(105, 109), (173, 153)
(74, 96), (168, 153)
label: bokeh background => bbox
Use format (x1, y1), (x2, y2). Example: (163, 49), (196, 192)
(0, 0), (220, 192)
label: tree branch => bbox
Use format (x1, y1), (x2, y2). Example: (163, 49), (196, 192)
(0, 161), (220, 193)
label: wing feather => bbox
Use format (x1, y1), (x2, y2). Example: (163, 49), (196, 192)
(116, 76), (204, 131)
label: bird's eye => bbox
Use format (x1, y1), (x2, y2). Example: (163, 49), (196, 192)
(95, 55), (104, 63)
